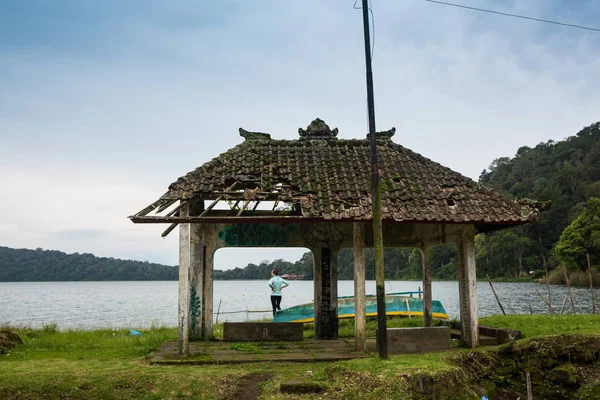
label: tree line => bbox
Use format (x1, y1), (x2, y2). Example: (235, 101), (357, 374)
(2, 122), (598, 283)
(0, 246), (178, 281)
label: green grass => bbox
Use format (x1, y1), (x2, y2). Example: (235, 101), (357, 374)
(229, 342), (262, 353)
(1, 315), (599, 399)
(480, 314), (600, 337)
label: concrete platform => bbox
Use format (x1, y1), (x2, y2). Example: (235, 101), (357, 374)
(149, 339), (370, 365)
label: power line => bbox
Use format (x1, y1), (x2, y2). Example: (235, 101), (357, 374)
(424, 0), (600, 33)
(353, 0), (375, 57)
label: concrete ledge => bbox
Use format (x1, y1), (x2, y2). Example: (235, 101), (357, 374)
(479, 325), (521, 344)
(378, 327), (451, 354)
(223, 322), (303, 342)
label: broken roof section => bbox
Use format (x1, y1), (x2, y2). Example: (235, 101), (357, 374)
(131, 119), (548, 230)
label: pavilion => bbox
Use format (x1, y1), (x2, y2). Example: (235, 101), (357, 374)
(130, 119), (547, 356)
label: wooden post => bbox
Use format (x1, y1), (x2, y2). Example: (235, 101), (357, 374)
(543, 256), (553, 313)
(313, 247), (339, 339)
(526, 371), (533, 400)
(421, 246), (433, 327)
(564, 268), (576, 315)
(487, 275), (506, 315)
(201, 245), (215, 339)
(456, 226), (479, 348)
(353, 223), (366, 351)
(535, 287), (553, 313)
(588, 253), (596, 314)
(559, 295), (569, 316)
(177, 202), (191, 356)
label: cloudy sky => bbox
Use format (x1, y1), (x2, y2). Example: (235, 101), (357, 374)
(1, 0), (598, 269)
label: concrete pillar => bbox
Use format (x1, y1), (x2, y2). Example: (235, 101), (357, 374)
(177, 202), (191, 356)
(189, 223), (204, 339)
(201, 245), (214, 339)
(313, 247), (339, 339)
(456, 225), (479, 348)
(353, 222), (366, 351)
(421, 246), (433, 327)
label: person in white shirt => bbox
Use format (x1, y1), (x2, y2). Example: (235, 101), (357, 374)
(268, 269), (289, 316)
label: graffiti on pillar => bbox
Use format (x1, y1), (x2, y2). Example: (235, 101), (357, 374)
(320, 247), (335, 338)
(190, 286), (202, 333)
(217, 224), (295, 247)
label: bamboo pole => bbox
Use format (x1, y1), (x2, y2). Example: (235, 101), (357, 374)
(526, 371), (533, 400)
(215, 299), (222, 325)
(564, 268), (576, 314)
(361, 0), (387, 359)
(487, 275), (506, 315)
(587, 253), (596, 314)
(559, 295), (569, 316)
(543, 256), (553, 313)
(535, 287), (552, 312)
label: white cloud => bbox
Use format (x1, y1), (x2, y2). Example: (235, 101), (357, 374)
(1, 0), (599, 267)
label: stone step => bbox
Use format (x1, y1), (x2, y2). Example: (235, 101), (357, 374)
(450, 329), (498, 346)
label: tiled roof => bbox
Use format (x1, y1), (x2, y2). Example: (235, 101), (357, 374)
(166, 119), (547, 224)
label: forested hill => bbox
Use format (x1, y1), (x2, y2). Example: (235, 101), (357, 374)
(476, 121), (600, 277)
(0, 246), (177, 281)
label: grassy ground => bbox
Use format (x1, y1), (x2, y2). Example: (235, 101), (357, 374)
(1, 315), (600, 399)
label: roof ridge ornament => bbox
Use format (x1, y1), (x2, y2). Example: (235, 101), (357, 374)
(367, 127), (396, 141)
(298, 118), (339, 140)
(239, 128), (271, 141)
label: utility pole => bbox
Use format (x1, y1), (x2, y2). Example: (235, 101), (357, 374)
(361, 0), (387, 358)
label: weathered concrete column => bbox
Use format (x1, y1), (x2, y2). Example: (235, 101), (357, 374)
(456, 225), (479, 348)
(201, 245), (215, 339)
(178, 202), (191, 356)
(313, 247), (339, 339)
(353, 222), (366, 351)
(189, 223), (205, 339)
(421, 245), (433, 327)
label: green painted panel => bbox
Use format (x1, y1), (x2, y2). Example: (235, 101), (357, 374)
(217, 224), (295, 247)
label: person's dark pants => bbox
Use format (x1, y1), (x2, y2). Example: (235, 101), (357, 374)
(271, 295), (282, 316)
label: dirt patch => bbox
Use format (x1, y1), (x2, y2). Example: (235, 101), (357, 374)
(222, 373), (272, 400)
(0, 331), (23, 349)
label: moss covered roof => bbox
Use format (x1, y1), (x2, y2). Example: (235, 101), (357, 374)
(165, 119), (547, 225)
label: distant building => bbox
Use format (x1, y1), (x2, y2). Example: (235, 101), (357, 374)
(281, 273), (306, 280)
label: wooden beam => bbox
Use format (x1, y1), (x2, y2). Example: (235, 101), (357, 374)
(133, 193), (171, 217)
(199, 196), (223, 217)
(161, 222), (179, 238)
(236, 200), (251, 216)
(156, 199), (178, 214)
(166, 201), (187, 217)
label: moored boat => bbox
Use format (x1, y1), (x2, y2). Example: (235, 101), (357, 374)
(272, 291), (448, 323)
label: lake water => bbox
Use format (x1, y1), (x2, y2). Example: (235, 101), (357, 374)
(1, 280), (598, 330)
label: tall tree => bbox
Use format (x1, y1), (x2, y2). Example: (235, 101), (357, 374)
(555, 197), (600, 270)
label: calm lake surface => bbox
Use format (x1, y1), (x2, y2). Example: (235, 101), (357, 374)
(1, 280), (598, 330)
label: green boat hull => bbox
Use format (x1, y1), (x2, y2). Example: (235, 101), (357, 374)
(272, 292), (448, 323)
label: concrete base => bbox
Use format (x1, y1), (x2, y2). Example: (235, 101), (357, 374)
(378, 327), (451, 354)
(223, 322), (303, 342)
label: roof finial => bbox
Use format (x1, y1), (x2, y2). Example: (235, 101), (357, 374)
(298, 118), (338, 140)
(367, 127), (396, 141)
(239, 128), (271, 141)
